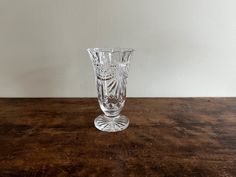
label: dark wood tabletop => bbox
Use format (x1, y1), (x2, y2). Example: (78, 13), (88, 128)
(0, 98), (236, 177)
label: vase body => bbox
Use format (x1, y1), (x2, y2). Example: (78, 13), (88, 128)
(87, 48), (134, 132)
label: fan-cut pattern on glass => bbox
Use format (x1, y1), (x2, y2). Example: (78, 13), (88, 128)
(88, 48), (133, 117)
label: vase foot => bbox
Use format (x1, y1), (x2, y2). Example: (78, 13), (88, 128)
(94, 115), (129, 132)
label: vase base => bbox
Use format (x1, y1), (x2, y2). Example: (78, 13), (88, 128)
(94, 115), (129, 132)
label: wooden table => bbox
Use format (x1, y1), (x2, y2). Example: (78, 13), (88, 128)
(0, 98), (236, 177)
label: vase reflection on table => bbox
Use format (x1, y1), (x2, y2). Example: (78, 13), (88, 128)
(87, 48), (134, 132)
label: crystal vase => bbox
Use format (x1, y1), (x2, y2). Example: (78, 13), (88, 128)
(87, 48), (134, 132)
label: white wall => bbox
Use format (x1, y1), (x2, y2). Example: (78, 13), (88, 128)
(0, 0), (236, 97)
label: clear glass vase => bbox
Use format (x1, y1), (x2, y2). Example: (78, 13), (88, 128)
(87, 48), (134, 132)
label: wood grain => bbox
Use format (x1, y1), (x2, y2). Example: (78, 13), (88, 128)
(0, 98), (236, 177)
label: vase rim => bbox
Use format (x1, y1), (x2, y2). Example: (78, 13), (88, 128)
(87, 48), (135, 53)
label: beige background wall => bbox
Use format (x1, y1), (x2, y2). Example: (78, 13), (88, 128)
(0, 0), (236, 97)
